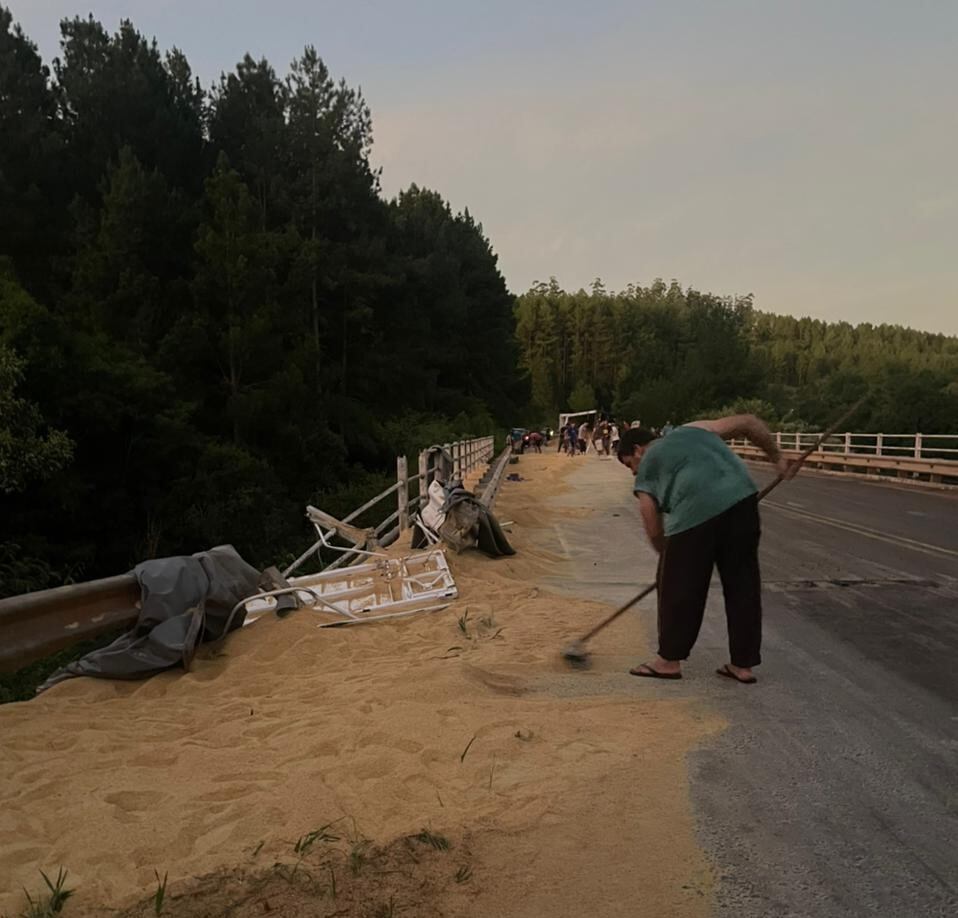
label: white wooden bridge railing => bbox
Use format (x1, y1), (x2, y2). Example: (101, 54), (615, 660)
(729, 431), (958, 486)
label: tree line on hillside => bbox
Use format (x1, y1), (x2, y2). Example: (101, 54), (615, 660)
(0, 7), (521, 596)
(516, 279), (958, 433)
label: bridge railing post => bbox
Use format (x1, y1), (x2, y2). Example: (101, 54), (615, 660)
(397, 455), (409, 532)
(914, 433), (922, 460)
(876, 433), (883, 457)
(418, 449), (429, 506)
(844, 432), (851, 455)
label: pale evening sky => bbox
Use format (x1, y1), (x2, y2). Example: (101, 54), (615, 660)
(11, 1), (958, 334)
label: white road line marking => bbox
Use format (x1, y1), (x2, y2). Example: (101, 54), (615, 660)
(763, 501), (958, 560)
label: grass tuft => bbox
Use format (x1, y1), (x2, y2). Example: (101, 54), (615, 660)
(411, 829), (450, 851)
(349, 838), (371, 876)
(152, 870), (167, 916)
(17, 868), (73, 918)
(454, 865), (473, 884)
(293, 822), (340, 856)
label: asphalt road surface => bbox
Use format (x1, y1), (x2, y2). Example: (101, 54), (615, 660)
(524, 454), (958, 918)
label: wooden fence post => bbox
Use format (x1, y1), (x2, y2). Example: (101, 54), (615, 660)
(397, 455), (409, 532)
(418, 449), (428, 504)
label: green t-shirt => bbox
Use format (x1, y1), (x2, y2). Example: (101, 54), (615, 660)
(632, 426), (757, 536)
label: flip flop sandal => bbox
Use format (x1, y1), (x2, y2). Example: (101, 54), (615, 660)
(716, 664), (757, 684)
(629, 663), (682, 680)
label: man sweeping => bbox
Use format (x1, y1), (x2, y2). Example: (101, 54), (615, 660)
(616, 415), (795, 683)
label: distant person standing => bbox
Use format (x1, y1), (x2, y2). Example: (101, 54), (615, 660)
(599, 421), (612, 456)
(558, 424), (568, 453)
(566, 423), (579, 456)
(610, 422), (621, 454)
(662, 420), (675, 436)
(579, 422), (592, 454)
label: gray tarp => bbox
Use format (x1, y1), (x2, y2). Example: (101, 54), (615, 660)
(412, 482), (515, 557)
(38, 545), (261, 692)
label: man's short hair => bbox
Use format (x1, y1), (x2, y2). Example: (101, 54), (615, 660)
(616, 426), (658, 459)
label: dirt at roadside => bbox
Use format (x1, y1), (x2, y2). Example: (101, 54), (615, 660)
(1, 452), (720, 918)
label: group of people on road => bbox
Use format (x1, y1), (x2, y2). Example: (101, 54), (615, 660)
(557, 416), (677, 458)
(509, 428), (551, 454)
(558, 417), (618, 456)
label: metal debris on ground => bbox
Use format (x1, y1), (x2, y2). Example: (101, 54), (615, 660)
(240, 548), (459, 628)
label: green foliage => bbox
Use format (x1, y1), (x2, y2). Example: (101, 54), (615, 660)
(0, 345), (73, 493)
(516, 279), (958, 431)
(568, 379), (596, 411)
(0, 8), (521, 602)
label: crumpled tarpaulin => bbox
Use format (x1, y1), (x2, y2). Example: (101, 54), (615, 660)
(413, 480), (515, 557)
(38, 545), (262, 692)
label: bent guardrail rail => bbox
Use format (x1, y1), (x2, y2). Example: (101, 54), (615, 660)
(0, 435), (499, 675)
(0, 574), (140, 673)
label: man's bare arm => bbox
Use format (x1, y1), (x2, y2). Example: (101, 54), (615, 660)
(687, 414), (796, 479)
(637, 492), (665, 553)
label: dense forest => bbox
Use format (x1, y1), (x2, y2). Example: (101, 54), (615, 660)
(0, 8), (520, 596)
(515, 279), (958, 432)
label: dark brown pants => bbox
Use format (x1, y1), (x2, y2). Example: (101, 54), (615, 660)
(657, 495), (762, 668)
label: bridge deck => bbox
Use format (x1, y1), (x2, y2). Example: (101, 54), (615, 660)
(518, 453), (958, 918)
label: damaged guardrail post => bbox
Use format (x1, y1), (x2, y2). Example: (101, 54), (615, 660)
(397, 455), (409, 532)
(418, 450), (428, 509)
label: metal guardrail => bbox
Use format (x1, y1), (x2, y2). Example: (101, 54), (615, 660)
(478, 445), (513, 508)
(730, 432), (958, 486)
(0, 435), (499, 674)
(0, 574), (141, 674)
